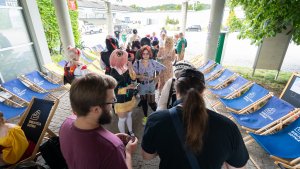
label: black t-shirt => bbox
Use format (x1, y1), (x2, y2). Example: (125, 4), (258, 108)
(142, 107), (249, 169)
(110, 68), (134, 103)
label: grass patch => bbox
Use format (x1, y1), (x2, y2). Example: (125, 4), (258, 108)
(51, 54), (64, 63)
(225, 66), (292, 97)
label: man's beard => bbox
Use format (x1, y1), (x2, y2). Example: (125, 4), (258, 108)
(98, 106), (112, 125)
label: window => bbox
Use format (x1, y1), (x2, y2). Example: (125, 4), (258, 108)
(0, 0), (39, 82)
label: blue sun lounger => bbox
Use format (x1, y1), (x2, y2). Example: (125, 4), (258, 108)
(81, 53), (93, 63)
(1, 79), (49, 103)
(249, 116), (300, 168)
(204, 64), (224, 81)
(22, 71), (63, 92)
(0, 101), (27, 120)
(219, 83), (272, 114)
(198, 60), (215, 73)
(58, 60), (68, 68)
(231, 96), (296, 131)
(207, 69), (236, 89)
(209, 76), (251, 98)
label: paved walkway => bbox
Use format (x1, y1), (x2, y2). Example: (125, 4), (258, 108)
(35, 88), (280, 169)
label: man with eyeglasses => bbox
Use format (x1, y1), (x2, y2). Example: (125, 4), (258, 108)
(60, 73), (138, 169)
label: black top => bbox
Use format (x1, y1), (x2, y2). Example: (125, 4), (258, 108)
(110, 68), (134, 103)
(142, 107), (249, 169)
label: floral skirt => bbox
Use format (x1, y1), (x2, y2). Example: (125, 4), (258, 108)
(114, 97), (136, 114)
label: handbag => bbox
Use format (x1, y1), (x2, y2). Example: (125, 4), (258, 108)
(169, 107), (201, 169)
(39, 136), (68, 169)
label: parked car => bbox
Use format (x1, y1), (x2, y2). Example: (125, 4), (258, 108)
(186, 25), (202, 32)
(114, 25), (132, 34)
(82, 24), (102, 34)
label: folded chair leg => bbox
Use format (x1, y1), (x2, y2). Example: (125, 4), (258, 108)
(249, 155), (261, 169)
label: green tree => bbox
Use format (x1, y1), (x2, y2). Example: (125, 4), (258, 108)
(228, 0), (300, 45)
(37, 0), (60, 54)
(226, 10), (242, 32)
(37, 0), (81, 54)
(69, 9), (80, 48)
(165, 16), (178, 25)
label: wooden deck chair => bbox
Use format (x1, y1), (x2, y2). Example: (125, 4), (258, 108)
(87, 63), (104, 75)
(0, 95), (27, 120)
(198, 59), (216, 74)
(206, 76), (253, 107)
(245, 110), (300, 169)
(230, 96), (299, 134)
(188, 54), (204, 68)
(83, 49), (100, 61)
(0, 78), (57, 103)
(81, 53), (94, 64)
(216, 83), (273, 114)
(43, 62), (64, 82)
(206, 69), (238, 89)
(4, 98), (59, 169)
(57, 60), (68, 68)
(204, 64), (224, 81)
(91, 59), (104, 71)
(19, 70), (68, 92)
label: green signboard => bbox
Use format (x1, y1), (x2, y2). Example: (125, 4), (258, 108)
(215, 32), (226, 64)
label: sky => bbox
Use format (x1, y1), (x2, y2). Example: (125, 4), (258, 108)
(111, 0), (212, 7)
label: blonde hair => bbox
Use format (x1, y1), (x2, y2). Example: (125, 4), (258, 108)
(165, 36), (174, 50)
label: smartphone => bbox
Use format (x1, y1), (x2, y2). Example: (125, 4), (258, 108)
(130, 136), (136, 143)
(124, 135), (136, 145)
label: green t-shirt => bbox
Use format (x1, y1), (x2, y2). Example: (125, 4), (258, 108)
(176, 38), (187, 54)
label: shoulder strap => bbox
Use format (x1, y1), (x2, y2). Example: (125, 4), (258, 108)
(167, 78), (175, 108)
(169, 107), (201, 169)
(137, 60), (140, 74)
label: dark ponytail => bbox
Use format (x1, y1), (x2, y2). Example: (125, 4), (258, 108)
(175, 69), (208, 153)
(183, 88), (207, 153)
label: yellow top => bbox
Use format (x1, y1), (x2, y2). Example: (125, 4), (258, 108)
(0, 125), (29, 164)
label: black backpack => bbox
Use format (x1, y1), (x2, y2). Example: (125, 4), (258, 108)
(40, 136), (68, 169)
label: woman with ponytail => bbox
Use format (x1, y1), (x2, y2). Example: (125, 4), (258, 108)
(142, 68), (249, 169)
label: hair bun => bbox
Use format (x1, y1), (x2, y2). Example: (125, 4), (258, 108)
(178, 68), (205, 85)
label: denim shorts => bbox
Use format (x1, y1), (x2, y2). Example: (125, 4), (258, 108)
(138, 81), (156, 95)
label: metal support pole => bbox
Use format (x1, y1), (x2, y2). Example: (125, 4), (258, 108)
(106, 1), (113, 35)
(181, 1), (188, 34)
(52, 0), (75, 57)
(204, 0), (225, 61)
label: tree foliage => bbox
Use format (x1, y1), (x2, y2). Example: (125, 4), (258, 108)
(144, 3), (209, 11)
(37, 0), (81, 54)
(226, 10), (242, 32)
(228, 0), (300, 45)
(165, 16), (179, 25)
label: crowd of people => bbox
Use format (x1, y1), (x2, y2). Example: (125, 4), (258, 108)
(0, 28), (249, 169)
(58, 27), (249, 169)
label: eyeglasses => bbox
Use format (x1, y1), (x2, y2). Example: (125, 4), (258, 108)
(105, 98), (117, 105)
(142, 52), (149, 55)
